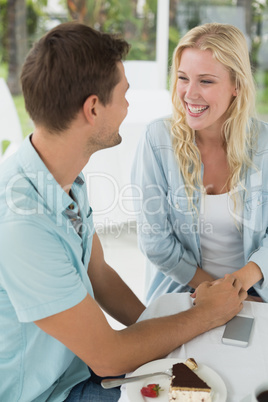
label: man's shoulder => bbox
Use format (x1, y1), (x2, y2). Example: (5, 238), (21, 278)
(0, 156), (40, 222)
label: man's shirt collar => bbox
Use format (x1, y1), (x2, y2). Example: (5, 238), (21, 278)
(17, 135), (84, 215)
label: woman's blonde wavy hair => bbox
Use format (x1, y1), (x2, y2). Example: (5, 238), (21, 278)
(170, 23), (257, 204)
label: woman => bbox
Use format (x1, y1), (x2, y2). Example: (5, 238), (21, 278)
(131, 23), (268, 304)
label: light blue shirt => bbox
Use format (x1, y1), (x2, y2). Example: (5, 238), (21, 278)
(0, 135), (95, 401)
(131, 117), (268, 304)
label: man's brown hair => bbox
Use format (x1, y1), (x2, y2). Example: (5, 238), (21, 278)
(21, 22), (130, 132)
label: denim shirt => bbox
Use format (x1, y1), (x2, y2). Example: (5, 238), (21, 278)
(131, 116), (268, 304)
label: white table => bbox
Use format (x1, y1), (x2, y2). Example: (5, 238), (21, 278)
(118, 293), (268, 402)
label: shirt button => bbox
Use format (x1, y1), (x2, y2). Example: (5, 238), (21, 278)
(175, 203), (179, 209)
(69, 203), (75, 210)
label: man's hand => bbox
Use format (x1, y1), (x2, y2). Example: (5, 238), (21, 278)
(193, 274), (247, 330)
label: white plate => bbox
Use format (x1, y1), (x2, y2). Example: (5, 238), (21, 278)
(126, 358), (227, 402)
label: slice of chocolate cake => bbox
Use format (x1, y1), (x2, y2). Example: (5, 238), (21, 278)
(168, 362), (211, 401)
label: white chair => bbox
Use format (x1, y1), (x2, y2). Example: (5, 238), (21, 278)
(0, 78), (23, 162)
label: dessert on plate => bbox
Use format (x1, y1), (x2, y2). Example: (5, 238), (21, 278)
(168, 358), (212, 401)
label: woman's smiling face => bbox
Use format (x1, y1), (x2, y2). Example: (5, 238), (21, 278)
(176, 47), (237, 135)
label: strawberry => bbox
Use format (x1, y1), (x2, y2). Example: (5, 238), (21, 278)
(140, 383), (162, 398)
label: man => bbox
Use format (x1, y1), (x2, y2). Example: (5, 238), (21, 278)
(0, 22), (246, 402)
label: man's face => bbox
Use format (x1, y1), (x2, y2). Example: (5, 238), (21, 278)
(91, 62), (130, 151)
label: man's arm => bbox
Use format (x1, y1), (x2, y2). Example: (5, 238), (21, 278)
(87, 233), (145, 326)
(34, 267), (246, 378)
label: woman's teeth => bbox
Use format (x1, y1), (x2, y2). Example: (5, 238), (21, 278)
(188, 105), (208, 114)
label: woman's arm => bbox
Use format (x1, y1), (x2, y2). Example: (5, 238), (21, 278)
(188, 266), (215, 289)
(233, 261), (263, 290)
(233, 261), (264, 301)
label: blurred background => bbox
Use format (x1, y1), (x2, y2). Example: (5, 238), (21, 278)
(1, 0), (268, 318)
(1, 0), (268, 141)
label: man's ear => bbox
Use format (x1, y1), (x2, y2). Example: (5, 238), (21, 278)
(83, 95), (99, 125)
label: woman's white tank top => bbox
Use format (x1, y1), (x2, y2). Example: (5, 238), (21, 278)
(199, 192), (244, 278)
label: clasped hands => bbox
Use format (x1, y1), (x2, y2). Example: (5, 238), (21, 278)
(189, 274), (248, 328)
(191, 274), (263, 303)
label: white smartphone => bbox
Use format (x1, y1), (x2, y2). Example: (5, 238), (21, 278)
(222, 315), (254, 347)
